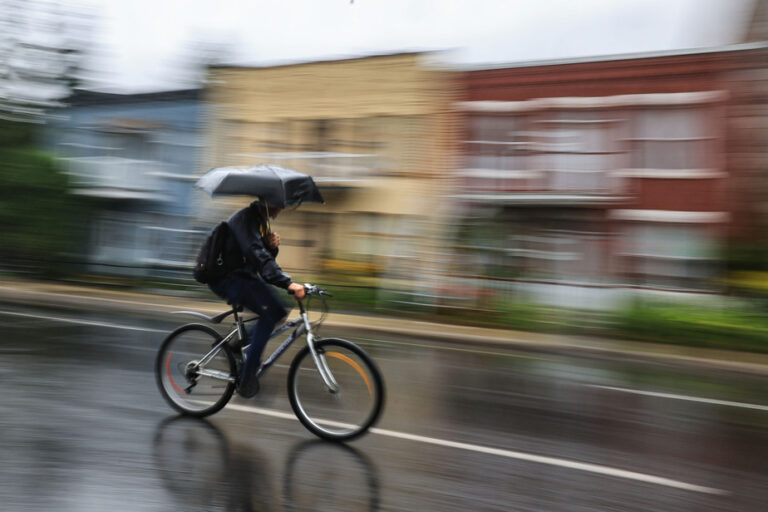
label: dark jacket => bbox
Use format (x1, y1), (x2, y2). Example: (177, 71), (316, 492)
(226, 203), (292, 289)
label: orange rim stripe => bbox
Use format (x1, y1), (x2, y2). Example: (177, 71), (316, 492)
(327, 352), (372, 395)
(166, 352), (187, 396)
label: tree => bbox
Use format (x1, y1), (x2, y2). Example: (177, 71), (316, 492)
(0, 0), (92, 276)
(0, 0), (88, 122)
(0, 146), (91, 276)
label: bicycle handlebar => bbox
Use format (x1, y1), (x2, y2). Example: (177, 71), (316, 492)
(287, 283), (333, 298)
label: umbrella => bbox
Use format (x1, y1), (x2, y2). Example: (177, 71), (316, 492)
(196, 164), (325, 208)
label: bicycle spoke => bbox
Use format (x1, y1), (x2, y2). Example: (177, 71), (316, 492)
(288, 339), (384, 441)
(156, 325), (236, 417)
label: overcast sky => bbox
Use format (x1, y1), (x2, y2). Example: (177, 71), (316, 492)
(74, 0), (758, 93)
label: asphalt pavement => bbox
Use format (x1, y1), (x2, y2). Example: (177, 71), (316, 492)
(2, 277), (768, 375)
(2, 303), (767, 511)
(2, 282), (768, 510)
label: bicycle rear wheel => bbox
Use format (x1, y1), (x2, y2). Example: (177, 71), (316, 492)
(288, 338), (384, 441)
(155, 324), (237, 417)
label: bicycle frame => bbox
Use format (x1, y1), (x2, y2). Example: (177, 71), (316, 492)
(196, 301), (339, 392)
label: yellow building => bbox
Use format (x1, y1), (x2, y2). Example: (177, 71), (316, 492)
(200, 53), (457, 289)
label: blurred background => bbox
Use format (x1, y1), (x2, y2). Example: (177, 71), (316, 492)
(1, 0), (767, 351)
(3, 2), (768, 511)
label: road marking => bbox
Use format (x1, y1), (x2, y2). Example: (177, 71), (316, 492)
(589, 384), (768, 412)
(0, 308), (532, 360)
(0, 309), (165, 333)
(225, 403), (727, 495)
(0, 287), (182, 310)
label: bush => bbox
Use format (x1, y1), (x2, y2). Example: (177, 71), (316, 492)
(614, 301), (768, 353)
(723, 271), (768, 298)
(0, 133), (91, 277)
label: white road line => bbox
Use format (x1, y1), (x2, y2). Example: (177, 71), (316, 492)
(0, 288), (178, 310)
(589, 384), (768, 412)
(1, 308), (530, 359)
(0, 309), (165, 333)
(225, 403), (727, 496)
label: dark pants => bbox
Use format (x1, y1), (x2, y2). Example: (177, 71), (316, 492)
(208, 271), (287, 385)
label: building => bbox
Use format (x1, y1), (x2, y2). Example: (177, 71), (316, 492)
(202, 53), (456, 300)
(453, 42), (768, 308)
(47, 89), (206, 278)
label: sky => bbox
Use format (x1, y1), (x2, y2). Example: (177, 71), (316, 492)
(71, 0), (758, 93)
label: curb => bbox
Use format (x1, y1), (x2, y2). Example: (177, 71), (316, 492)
(1, 280), (768, 375)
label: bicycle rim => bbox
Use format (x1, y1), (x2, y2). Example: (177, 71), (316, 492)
(288, 339), (384, 441)
(156, 325), (236, 417)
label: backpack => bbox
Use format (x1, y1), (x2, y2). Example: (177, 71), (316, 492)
(193, 222), (236, 284)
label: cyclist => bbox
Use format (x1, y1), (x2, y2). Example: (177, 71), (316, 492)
(207, 200), (306, 398)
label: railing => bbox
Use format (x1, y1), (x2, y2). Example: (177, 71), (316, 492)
(60, 156), (169, 191)
(231, 152), (386, 183)
(460, 166), (622, 196)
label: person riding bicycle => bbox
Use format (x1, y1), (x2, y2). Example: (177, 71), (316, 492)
(207, 200), (306, 398)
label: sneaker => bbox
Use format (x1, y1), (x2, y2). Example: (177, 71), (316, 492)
(237, 376), (260, 398)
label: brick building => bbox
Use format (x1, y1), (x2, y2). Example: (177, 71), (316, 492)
(453, 42), (768, 307)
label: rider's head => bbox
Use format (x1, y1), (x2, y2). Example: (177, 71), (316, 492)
(251, 200), (283, 219)
(267, 205), (282, 219)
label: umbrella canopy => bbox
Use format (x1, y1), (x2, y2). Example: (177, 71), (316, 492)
(196, 164), (325, 208)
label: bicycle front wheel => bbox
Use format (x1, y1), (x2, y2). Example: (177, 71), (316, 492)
(155, 324), (237, 417)
(288, 338), (384, 441)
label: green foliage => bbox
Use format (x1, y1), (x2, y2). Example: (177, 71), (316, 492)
(319, 284), (380, 313)
(489, 299), (549, 332)
(0, 122), (37, 147)
(614, 301), (768, 353)
(0, 122), (91, 277)
(723, 271), (768, 298)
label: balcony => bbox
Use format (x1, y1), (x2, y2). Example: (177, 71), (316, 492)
(458, 164), (625, 206)
(61, 156), (171, 201)
(231, 151), (386, 187)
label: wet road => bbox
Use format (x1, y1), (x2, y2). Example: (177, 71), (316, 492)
(1, 304), (767, 511)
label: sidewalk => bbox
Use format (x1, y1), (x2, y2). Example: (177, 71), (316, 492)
(1, 278), (768, 375)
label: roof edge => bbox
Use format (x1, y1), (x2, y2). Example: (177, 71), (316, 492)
(66, 88), (202, 107)
(208, 50), (431, 71)
(454, 41), (768, 72)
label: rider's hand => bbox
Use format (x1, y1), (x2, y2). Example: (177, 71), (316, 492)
(288, 282), (306, 301)
(266, 232), (280, 249)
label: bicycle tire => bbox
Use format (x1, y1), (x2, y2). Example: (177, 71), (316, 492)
(287, 338), (384, 441)
(155, 324), (237, 417)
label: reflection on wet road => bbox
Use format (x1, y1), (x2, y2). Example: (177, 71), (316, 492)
(154, 417), (379, 511)
(1, 304), (767, 511)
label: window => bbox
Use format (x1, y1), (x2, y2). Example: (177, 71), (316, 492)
(351, 213), (388, 258)
(534, 111), (620, 192)
(620, 225), (716, 285)
(465, 115), (529, 171)
(629, 108), (714, 170)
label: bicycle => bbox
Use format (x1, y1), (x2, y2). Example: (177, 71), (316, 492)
(155, 284), (385, 441)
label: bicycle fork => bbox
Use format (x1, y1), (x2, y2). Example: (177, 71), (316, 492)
(300, 307), (340, 394)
